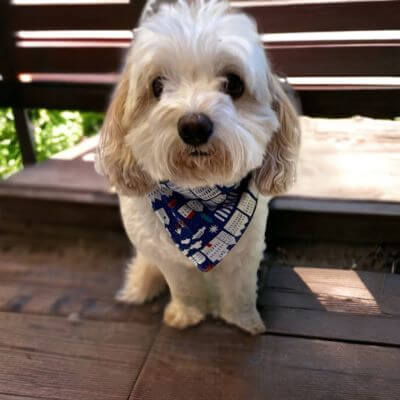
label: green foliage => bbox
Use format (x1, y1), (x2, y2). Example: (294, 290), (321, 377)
(0, 109), (22, 178)
(0, 108), (104, 179)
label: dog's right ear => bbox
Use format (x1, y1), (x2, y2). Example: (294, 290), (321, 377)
(253, 74), (301, 195)
(96, 65), (154, 196)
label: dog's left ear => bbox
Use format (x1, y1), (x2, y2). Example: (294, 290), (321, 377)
(253, 74), (301, 195)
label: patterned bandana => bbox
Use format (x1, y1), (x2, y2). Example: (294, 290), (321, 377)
(147, 175), (258, 272)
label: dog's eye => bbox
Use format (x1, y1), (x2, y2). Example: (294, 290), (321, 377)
(222, 73), (244, 99)
(152, 76), (164, 98)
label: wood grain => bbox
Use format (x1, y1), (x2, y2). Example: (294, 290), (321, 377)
(9, 2), (146, 31)
(0, 312), (160, 400)
(0, 229), (165, 324)
(0, 195), (121, 231)
(267, 44), (400, 77)
(259, 265), (400, 345)
(243, 0), (400, 33)
(2, 81), (399, 119)
(298, 87), (400, 118)
(130, 323), (400, 400)
(8, 1), (400, 33)
(267, 196), (400, 245)
(0, 81), (111, 111)
(0, 156), (121, 230)
(14, 47), (127, 74)
(4, 158), (110, 195)
(14, 43), (400, 76)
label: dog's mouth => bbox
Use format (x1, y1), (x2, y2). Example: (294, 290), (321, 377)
(190, 149), (210, 157)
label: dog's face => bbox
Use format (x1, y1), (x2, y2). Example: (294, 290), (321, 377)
(97, 0), (300, 194)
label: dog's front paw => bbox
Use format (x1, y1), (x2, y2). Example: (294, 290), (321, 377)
(222, 310), (266, 335)
(241, 315), (266, 335)
(163, 300), (205, 329)
(116, 261), (167, 305)
(115, 277), (166, 304)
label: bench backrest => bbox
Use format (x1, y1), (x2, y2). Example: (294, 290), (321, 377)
(1, 0), (399, 163)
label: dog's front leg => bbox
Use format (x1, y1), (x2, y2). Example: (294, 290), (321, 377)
(116, 252), (167, 304)
(213, 254), (266, 335)
(159, 263), (208, 330)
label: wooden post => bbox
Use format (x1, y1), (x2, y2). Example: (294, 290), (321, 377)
(12, 108), (36, 165)
(1, 2), (37, 166)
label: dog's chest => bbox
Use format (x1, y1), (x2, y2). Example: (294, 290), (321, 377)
(119, 195), (193, 266)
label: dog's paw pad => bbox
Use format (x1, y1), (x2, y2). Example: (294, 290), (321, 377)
(163, 301), (205, 329)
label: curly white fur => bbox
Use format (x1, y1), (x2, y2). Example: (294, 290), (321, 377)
(97, 0), (300, 334)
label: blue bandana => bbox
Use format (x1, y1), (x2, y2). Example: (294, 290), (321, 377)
(147, 175), (258, 272)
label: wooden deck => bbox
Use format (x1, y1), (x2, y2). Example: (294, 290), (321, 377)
(1, 223), (400, 399)
(1, 117), (400, 399)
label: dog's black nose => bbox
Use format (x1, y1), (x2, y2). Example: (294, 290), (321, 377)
(178, 113), (213, 146)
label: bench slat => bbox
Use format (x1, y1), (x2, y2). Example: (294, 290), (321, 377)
(8, 3), (145, 31)
(242, 0), (400, 33)
(1, 81), (399, 118)
(8, 1), (400, 33)
(299, 87), (400, 118)
(267, 43), (400, 77)
(13, 43), (400, 76)
(14, 46), (126, 74)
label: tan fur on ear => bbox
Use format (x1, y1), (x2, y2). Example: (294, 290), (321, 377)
(253, 74), (301, 195)
(97, 66), (154, 196)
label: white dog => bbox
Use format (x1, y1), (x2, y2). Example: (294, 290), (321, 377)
(96, 0), (300, 334)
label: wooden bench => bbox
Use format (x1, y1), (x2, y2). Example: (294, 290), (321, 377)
(1, 1), (400, 156)
(0, 1), (400, 399)
(0, 0), (399, 244)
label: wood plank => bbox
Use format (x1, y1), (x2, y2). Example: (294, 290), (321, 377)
(2, 83), (399, 119)
(130, 323), (400, 400)
(241, 0), (400, 33)
(0, 150), (120, 229)
(0, 81), (111, 111)
(258, 265), (400, 345)
(0, 312), (159, 367)
(2, 158), (112, 199)
(292, 116), (400, 202)
(0, 395), (46, 400)
(267, 196), (400, 245)
(14, 43), (400, 76)
(0, 195), (121, 231)
(8, 1), (400, 33)
(8, 2), (146, 31)
(0, 228), (165, 323)
(298, 87), (400, 119)
(267, 44), (400, 77)
(0, 312), (160, 400)
(15, 47), (127, 74)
